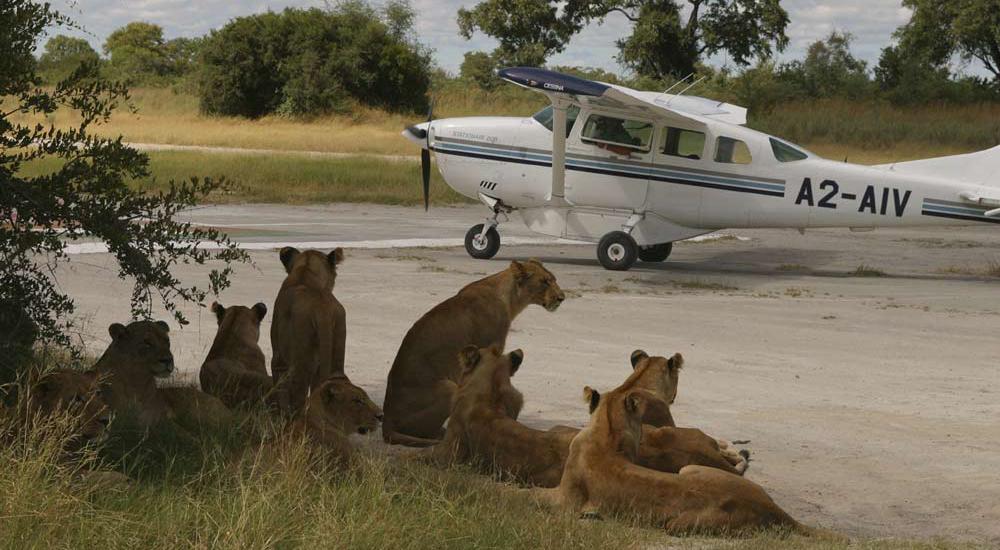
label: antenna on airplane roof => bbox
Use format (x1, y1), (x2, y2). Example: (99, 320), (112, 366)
(660, 73), (694, 98)
(667, 75), (707, 105)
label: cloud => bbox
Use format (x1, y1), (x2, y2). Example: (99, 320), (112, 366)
(45, 0), (985, 76)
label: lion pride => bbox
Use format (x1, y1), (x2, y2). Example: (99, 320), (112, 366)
(199, 301), (272, 409)
(433, 347), (745, 487)
(271, 247), (348, 413)
(536, 373), (802, 534)
(382, 260), (565, 447)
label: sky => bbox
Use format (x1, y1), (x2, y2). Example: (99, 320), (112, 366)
(46, 0), (987, 77)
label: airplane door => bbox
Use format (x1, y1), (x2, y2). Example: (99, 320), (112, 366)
(565, 112), (651, 209)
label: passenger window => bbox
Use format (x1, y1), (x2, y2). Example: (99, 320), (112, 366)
(770, 138), (808, 162)
(662, 127), (706, 160)
(714, 137), (752, 164)
(532, 105), (581, 138)
(581, 114), (653, 151)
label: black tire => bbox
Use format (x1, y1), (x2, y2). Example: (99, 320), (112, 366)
(465, 224), (500, 259)
(638, 242), (673, 263)
(597, 231), (638, 271)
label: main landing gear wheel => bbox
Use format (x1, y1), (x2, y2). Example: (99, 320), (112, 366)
(638, 242), (673, 263)
(597, 231), (638, 271)
(465, 224), (500, 259)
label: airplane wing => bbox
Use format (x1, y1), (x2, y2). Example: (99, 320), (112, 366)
(498, 67), (747, 127)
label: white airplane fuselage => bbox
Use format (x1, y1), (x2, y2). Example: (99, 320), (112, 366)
(406, 109), (998, 246)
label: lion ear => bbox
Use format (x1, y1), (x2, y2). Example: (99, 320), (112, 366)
(509, 260), (530, 282)
(155, 320), (170, 333)
(667, 353), (684, 371)
(583, 386), (600, 414)
(630, 349), (648, 369)
(508, 349), (524, 375)
(211, 302), (226, 324)
(458, 345), (481, 371)
(624, 392), (644, 416)
(328, 248), (344, 266)
(279, 247), (300, 272)
(252, 303), (268, 321)
(108, 323), (127, 341)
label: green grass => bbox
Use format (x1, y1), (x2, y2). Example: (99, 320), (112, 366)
(18, 151), (473, 206)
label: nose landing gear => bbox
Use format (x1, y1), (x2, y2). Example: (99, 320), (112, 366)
(464, 195), (510, 260)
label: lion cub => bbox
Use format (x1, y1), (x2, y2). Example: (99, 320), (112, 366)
(285, 377), (383, 466)
(430, 346), (576, 487)
(382, 260), (565, 447)
(200, 301), (272, 409)
(271, 247), (349, 413)
(539, 375), (802, 534)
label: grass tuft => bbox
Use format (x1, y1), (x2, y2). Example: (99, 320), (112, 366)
(850, 264), (886, 277)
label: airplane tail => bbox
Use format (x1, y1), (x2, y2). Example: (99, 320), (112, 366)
(876, 145), (1000, 188)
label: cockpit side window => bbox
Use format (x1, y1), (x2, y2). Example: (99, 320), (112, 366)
(770, 138), (809, 162)
(714, 136), (752, 164)
(532, 105), (581, 138)
(662, 127), (706, 160)
(581, 114), (653, 152)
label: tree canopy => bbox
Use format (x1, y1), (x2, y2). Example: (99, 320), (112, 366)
(457, 0), (789, 78)
(36, 34), (99, 83)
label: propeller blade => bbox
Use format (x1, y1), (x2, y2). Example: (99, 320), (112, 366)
(421, 147), (430, 211)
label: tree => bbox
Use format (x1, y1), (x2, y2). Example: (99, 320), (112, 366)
(457, 0), (789, 78)
(1, 1), (247, 387)
(36, 34), (99, 83)
(460, 51), (499, 89)
(893, 0), (1000, 83)
(778, 32), (871, 99)
(103, 21), (171, 84)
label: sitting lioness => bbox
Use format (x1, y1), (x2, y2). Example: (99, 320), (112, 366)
(285, 377), (383, 466)
(430, 346), (576, 487)
(199, 301), (272, 409)
(383, 260), (565, 446)
(93, 320), (175, 427)
(536, 377), (802, 534)
(271, 247), (348, 413)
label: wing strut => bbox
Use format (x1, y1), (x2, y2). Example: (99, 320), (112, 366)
(549, 99), (569, 202)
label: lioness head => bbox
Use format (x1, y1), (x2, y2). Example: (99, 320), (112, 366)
(626, 350), (682, 426)
(582, 384), (653, 459)
(456, 345), (524, 418)
(511, 260), (565, 312)
(280, 247), (344, 291)
(108, 320), (174, 378)
(24, 369), (111, 443)
(211, 301), (267, 336)
(305, 377), (382, 436)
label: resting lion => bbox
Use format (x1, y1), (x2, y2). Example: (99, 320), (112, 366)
(92, 320), (232, 431)
(432, 347), (745, 487)
(382, 260), (565, 447)
(535, 375), (802, 534)
(271, 247), (348, 413)
(199, 301), (272, 409)
(93, 320), (175, 427)
(16, 369), (111, 454)
(285, 376), (382, 466)
(430, 345), (576, 487)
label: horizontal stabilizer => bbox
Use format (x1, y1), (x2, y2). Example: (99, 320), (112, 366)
(876, 145), (1000, 187)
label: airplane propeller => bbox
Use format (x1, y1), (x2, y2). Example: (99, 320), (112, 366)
(420, 102), (433, 211)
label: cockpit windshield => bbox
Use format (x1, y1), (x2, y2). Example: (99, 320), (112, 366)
(532, 105), (581, 137)
(770, 138), (810, 162)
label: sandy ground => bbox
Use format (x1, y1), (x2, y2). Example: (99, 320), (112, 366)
(56, 204), (999, 544)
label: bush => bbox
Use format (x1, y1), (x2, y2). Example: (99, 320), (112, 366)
(198, 2), (431, 118)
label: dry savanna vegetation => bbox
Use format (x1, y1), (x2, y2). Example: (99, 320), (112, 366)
(14, 86), (1000, 205)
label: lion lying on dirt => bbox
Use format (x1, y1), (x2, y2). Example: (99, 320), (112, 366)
(535, 373), (802, 534)
(431, 347), (745, 487)
(285, 377), (382, 466)
(271, 247), (349, 413)
(200, 301), (272, 409)
(92, 320), (231, 431)
(382, 260), (565, 447)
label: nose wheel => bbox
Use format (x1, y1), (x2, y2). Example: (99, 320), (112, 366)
(465, 224), (501, 259)
(597, 231), (638, 271)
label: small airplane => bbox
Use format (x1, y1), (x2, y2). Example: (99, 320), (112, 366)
(404, 67), (1000, 271)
